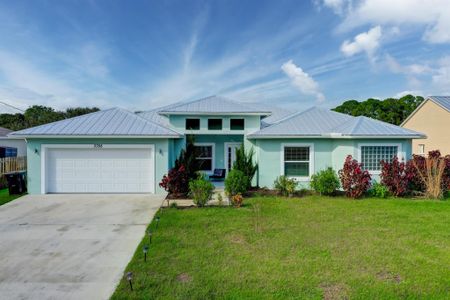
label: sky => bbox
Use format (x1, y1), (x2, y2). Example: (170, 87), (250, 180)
(0, 0), (450, 113)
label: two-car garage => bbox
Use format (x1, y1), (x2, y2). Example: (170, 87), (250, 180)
(42, 145), (155, 194)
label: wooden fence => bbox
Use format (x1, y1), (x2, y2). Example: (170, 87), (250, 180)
(0, 156), (27, 175)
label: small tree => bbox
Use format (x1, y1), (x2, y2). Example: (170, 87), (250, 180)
(159, 136), (200, 196)
(380, 157), (409, 197)
(233, 145), (258, 189)
(339, 155), (371, 199)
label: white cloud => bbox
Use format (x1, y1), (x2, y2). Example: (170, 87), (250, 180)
(281, 60), (325, 103)
(385, 54), (431, 76)
(322, 0), (450, 44)
(394, 90), (423, 98)
(432, 56), (450, 89)
(340, 26), (382, 58)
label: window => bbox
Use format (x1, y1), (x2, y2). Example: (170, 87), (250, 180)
(418, 144), (425, 155)
(283, 146), (311, 177)
(185, 118), (200, 130)
(230, 118), (245, 130)
(208, 119), (222, 130)
(360, 145), (398, 172)
(194, 144), (214, 171)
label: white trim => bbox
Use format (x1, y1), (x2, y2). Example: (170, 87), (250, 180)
(356, 142), (402, 175)
(224, 142), (242, 172)
(248, 135), (424, 139)
(10, 135), (180, 139)
(280, 143), (314, 181)
(40, 144), (155, 194)
(159, 111), (270, 116)
(194, 143), (215, 174)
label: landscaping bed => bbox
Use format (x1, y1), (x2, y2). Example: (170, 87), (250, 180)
(112, 196), (450, 299)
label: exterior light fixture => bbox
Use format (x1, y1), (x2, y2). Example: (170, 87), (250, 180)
(143, 245), (149, 262)
(155, 216), (160, 229)
(147, 229), (152, 244)
(34, 148), (38, 154)
(126, 271), (133, 291)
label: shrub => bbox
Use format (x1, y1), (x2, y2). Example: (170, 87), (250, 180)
(159, 165), (189, 195)
(369, 181), (389, 198)
(339, 155), (371, 199)
(231, 193), (244, 207)
(160, 136), (200, 196)
(310, 167), (340, 196)
(380, 156), (409, 197)
(225, 169), (248, 197)
(189, 174), (215, 207)
(273, 175), (298, 197)
(233, 145), (258, 189)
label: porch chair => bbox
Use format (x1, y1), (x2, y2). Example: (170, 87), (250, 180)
(209, 168), (226, 181)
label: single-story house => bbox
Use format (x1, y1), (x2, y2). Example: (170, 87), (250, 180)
(9, 96), (425, 194)
(401, 96), (450, 155)
(0, 126), (26, 157)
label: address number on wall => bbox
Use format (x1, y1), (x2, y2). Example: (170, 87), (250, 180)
(94, 144), (103, 148)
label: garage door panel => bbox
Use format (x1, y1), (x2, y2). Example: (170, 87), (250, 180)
(45, 147), (154, 193)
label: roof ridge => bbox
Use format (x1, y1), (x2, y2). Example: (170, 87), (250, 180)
(157, 95), (218, 112)
(130, 107), (182, 135)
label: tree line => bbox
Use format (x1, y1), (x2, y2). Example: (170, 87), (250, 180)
(332, 94), (424, 125)
(0, 106), (100, 131)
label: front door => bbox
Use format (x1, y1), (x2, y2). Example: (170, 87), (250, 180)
(225, 143), (242, 172)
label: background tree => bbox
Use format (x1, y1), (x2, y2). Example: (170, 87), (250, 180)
(333, 94), (424, 125)
(0, 105), (99, 130)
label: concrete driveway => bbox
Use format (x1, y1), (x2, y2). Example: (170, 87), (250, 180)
(0, 194), (165, 300)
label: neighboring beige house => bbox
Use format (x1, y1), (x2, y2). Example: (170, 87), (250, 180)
(401, 96), (450, 155)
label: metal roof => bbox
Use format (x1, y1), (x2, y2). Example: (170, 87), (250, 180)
(157, 95), (272, 115)
(428, 96), (450, 112)
(248, 107), (425, 138)
(0, 127), (12, 137)
(136, 109), (170, 127)
(9, 107), (181, 137)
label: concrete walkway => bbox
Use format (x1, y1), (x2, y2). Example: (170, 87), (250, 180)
(0, 194), (164, 300)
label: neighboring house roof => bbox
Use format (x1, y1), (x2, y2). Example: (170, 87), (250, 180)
(248, 107), (425, 138)
(401, 96), (450, 126)
(9, 107), (181, 138)
(0, 127), (13, 137)
(157, 95), (272, 115)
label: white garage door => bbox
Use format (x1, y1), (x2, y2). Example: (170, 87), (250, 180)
(45, 146), (154, 193)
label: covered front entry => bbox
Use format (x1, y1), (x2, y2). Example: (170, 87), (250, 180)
(42, 144), (154, 193)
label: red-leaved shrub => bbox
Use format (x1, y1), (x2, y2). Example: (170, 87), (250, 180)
(380, 156), (409, 196)
(339, 155), (372, 198)
(159, 165), (189, 195)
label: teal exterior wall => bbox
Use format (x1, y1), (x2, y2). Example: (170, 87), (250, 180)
(253, 138), (412, 189)
(26, 138), (172, 194)
(193, 135), (244, 171)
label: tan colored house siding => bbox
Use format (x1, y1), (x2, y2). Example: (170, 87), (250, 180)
(402, 100), (450, 155)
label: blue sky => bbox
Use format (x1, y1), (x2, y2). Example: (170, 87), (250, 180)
(0, 0), (449, 113)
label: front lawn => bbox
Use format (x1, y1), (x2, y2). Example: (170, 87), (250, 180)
(112, 196), (450, 299)
(0, 188), (23, 206)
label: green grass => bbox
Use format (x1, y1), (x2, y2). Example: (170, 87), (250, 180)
(112, 196), (450, 299)
(0, 188), (22, 206)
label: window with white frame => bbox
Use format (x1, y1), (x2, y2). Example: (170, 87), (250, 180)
(194, 144), (214, 171)
(283, 146), (311, 177)
(418, 144), (425, 155)
(360, 145), (398, 172)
